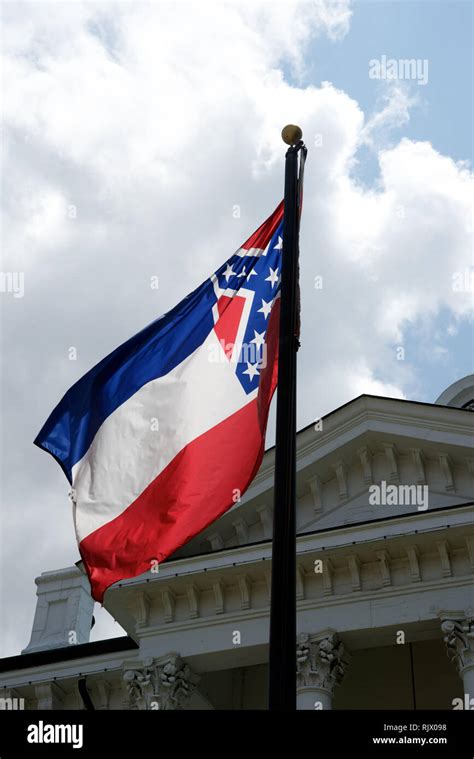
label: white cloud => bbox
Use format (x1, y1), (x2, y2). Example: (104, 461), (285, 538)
(360, 84), (418, 149)
(1, 0), (472, 655)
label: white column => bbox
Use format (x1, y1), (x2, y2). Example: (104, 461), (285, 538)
(441, 617), (474, 701)
(296, 630), (349, 710)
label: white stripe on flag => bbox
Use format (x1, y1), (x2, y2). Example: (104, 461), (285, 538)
(72, 329), (251, 542)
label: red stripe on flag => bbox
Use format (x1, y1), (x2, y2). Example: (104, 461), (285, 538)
(241, 201), (283, 251)
(79, 360), (273, 601)
(81, 400), (264, 601)
(80, 297), (280, 602)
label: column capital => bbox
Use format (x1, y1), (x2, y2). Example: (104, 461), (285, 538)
(441, 616), (474, 676)
(296, 630), (349, 695)
(122, 654), (199, 710)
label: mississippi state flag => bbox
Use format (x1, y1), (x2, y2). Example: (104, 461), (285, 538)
(35, 202), (283, 602)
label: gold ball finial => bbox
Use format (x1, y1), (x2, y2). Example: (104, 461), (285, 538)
(281, 124), (303, 145)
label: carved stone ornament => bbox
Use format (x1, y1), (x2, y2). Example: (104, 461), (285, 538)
(123, 655), (199, 710)
(441, 618), (474, 675)
(296, 632), (349, 693)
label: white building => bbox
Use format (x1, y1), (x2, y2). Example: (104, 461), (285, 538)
(1, 376), (473, 710)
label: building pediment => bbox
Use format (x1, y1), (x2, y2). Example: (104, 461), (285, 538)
(172, 395), (473, 557)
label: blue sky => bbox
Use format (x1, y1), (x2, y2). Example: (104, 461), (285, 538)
(294, 0), (473, 403)
(304, 1), (472, 163)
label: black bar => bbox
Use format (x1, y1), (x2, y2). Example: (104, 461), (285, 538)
(0, 710), (471, 757)
(268, 140), (306, 711)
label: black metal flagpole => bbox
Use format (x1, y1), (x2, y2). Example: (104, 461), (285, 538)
(269, 125), (307, 710)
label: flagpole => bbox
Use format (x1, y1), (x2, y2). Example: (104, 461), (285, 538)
(269, 125), (307, 711)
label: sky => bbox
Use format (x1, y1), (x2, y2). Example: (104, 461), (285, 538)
(0, 0), (472, 657)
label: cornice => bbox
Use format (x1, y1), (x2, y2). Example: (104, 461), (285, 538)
(34, 566), (83, 587)
(105, 504), (474, 601)
(237, 398), (474, 504)
(124, 574), (474, 640)
(0, 652), (136, 688)
(297, 574), (474, 613)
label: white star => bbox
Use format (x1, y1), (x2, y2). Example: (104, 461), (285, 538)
(250, 330), (265, 348)
(223, 264), (236, 282)
(274, 235), (283, 250)
(265, 267), (279, 288)
(258, 298), (273, 319)
(243, 361), (260, 380)
(246, 268), (257, 280)
(237, 267), (247, 277)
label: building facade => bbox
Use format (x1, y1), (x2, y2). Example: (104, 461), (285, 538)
(1, 376), (474, 710)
